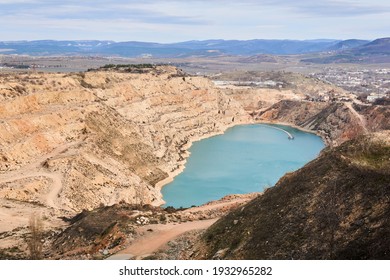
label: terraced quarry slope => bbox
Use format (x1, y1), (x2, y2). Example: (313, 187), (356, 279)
(0, 67), (252, 213)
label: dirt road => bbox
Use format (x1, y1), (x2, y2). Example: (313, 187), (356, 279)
(108, 219), (217, 260)
(345, 102), (368, 132)
(107, 193), (257, 260)
(0, 140), (83, 209)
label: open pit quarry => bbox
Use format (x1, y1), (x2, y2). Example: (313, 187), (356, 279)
(0, 65), (388, 259)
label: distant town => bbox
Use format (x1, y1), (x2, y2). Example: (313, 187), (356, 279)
(311, 68), (390, 103)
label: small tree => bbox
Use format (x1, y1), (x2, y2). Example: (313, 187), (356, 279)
(27, 214), (43, 260)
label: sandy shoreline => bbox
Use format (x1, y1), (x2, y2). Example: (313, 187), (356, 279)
(256, 120), (325, 137)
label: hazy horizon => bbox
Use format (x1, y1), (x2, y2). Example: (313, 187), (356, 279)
(0, 38), (380, 43)
(1, 0), (389, 43)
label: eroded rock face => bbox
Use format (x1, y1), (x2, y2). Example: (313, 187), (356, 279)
(0, 67), (249, 213)
(262, 101), (388, 147)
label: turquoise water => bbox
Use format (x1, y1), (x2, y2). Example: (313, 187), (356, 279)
(162, 124), (325, 208)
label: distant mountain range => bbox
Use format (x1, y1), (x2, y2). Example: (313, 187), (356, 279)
(0, 38), (389, 62)
(327, 39), (370, 51)
(302, 38), (390, 64)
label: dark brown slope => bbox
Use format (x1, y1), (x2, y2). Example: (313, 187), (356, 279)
(192, 132), (390, 260)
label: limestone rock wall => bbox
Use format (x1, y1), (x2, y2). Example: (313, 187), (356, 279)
(0, 67), (248, 212)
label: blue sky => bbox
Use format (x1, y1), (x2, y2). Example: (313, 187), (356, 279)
(1, 0), (389, 42)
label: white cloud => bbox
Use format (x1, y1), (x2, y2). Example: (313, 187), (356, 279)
(0, 0), (389, 41)
(0, 0), (37, 3)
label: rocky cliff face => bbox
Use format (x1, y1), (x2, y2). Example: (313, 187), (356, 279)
(190, 131), (390, 259)
(257, 100), (370, 145)
(0, 67), (249, 214)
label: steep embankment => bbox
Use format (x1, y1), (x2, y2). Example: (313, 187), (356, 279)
(256, 100), (390, 146)
(190, 132), (390, 259)
(352, 103), (390, 132)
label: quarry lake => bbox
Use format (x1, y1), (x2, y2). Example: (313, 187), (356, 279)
(162, 124), (325, 208)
